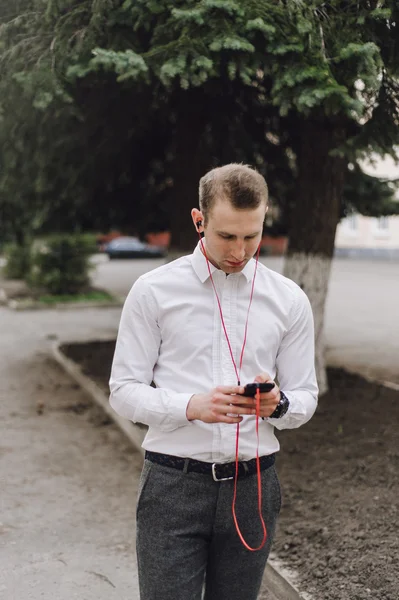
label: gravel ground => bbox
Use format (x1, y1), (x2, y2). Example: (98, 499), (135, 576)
(63, 340), (399, 600)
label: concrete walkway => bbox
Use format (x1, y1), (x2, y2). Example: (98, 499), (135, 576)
(0, 305), (278, 600)
(0, 307), (143, 600)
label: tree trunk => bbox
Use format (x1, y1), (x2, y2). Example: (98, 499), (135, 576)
(14, 228), (27, 248)
(283, 120), (347, 395)
(168, 91), (209, 254)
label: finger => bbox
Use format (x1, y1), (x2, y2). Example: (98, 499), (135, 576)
(259, 387), (280, 401)
(229, 394), (255, 405)
(212, 392), (236, 405)
(214, 403), (255, 416)
(234, 406), (257, 415)
(211, 406), (245, 422)
(254, 373), (272, 383)
(213, 392), (248, 405)
(216, 414), (244, 424)
(233, 406), (256, 415)
(216, 385), (245, 395)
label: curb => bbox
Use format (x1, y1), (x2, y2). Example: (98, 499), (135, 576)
(0, 285), (124, 311)
(9, 299), (124, 311)
(52, 340), (308, 600)
(325, 360), (399, 392)
(52, 341), (145, 457)
(348, 368), (399, 392)
(264, 562), (311, 600)
(11, 300), (124, 311)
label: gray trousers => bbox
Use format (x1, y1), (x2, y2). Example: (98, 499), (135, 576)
(136, 459), (281, 600)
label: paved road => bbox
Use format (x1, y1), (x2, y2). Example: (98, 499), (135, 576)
(324, 258), (399, 385)
(92, 254), (399, 385)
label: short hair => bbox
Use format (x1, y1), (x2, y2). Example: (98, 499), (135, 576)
(199, 163), (268, 224)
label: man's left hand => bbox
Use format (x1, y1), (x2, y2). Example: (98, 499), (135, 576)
(237, 372), (280, 418)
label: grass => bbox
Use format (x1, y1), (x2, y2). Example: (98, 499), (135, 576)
(37, 290), (114, 305)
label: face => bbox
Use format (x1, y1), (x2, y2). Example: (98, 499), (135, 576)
(192, 198), (267, 274)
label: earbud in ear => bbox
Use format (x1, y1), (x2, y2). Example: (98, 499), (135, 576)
(196, 220), (203, 230)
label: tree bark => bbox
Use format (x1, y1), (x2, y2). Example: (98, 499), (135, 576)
(13, 218), (28, 248)
(168, 91), (210, 254)
(283, 120), (347, 395)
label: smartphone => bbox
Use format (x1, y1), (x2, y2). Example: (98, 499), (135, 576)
(241, 382), (275, 397)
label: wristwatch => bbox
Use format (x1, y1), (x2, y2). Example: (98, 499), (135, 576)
(269, 391), (290, 419)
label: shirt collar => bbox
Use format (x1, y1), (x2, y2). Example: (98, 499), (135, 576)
(191, 241), (256, 284)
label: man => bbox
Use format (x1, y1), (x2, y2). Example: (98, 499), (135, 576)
(109, 163), (318, 600)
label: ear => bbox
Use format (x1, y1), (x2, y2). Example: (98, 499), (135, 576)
(262, 204), (269, 225)
(191, 208), (204, 232)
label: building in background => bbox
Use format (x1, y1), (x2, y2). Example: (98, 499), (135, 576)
(335, 213), (399, 259)
(335, 153), (399, 259)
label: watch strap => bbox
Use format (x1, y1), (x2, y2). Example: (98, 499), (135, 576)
(269, 391), (290, 419)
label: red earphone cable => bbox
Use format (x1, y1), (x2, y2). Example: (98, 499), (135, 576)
(201, 241), (241, 384)
(232, 388), (267, 551)
(198, 232), (267, 551)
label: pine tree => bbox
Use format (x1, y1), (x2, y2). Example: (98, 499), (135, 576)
(56, 0), (398, 391)
(1, 1), (398, 391)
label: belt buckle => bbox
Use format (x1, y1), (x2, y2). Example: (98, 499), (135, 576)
(212, 463), (234, 482)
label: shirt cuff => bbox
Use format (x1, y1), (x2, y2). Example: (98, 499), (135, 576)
(267, 390), (315, 430)
(167, 393), (194, 426)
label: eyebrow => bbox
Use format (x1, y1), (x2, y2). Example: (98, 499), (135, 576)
(216, 230), (260, 237)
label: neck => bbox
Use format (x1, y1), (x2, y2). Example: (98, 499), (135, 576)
(199, 239), (221, 271)
(200, 240), (229, 277)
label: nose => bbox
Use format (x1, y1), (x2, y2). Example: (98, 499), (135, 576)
(232, 240), (246, 261)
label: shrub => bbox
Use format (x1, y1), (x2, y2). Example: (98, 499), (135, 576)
(29, 235), (92, 295)
(3, 244), (32, 279)
(73, 232), (98, 255)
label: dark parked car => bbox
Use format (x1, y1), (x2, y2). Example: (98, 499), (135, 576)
(105, 237), (167, 259)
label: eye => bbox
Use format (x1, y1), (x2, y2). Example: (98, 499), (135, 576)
(220, 234), (234, 240)
(245, 234), (258, 240)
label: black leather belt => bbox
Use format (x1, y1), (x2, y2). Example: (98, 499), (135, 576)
(145, 450), (275, 482)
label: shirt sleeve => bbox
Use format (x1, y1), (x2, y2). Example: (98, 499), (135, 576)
(268, 286), (319, 430)
(109, 277), (193, 432)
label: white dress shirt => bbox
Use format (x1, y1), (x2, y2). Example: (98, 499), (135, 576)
(109, 243), (318, 462)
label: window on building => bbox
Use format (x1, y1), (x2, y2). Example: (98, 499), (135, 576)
(376, 216), (389, 231)
(342, 213), (358, 235)
(372, 216), (390, 237)
(347, 214), (358, 231)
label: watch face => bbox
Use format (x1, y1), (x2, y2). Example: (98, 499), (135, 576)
(269, 392), (290, 419)
(280, 393), (290, 416)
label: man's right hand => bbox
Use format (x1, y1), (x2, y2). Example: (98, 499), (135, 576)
(186, 386), (257, 424)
